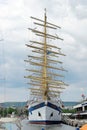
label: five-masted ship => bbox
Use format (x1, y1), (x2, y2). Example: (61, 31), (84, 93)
(25, 9), (67, 125)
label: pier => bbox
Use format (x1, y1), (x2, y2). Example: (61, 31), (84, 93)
(62, 115), (87, 127)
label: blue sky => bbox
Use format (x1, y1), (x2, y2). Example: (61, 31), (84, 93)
(0, 0), (87, 102)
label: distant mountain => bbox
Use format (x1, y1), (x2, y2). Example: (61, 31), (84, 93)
(0, 102), (27, 108)
(63, 101), (78, 107)
(0, 101), (79, 108)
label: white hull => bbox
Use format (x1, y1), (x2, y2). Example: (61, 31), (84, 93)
(28, 100), (62, 125)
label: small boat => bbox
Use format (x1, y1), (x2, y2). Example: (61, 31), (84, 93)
(25, 9), (67, 125)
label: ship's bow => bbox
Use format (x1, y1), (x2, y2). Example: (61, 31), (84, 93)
(28, 100), (62, 125)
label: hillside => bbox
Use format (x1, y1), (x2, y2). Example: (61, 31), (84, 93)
(0, 101), (78, 108)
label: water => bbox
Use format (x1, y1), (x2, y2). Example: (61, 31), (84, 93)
(22, 124), (76, 130)
(3, 123), (18, 130)
(3, 119), (76, 130)
(21, 119), (76, 130)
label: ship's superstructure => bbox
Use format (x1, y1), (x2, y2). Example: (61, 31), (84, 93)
(25, 9), (67, 125)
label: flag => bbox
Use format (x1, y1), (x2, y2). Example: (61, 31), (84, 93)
(82, 94), (85, 99)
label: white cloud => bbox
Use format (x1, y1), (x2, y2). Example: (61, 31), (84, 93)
(0, 87), (29, 103)
(61, 81), (87, 101)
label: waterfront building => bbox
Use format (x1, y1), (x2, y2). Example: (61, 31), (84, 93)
(73, 100), (87, 119)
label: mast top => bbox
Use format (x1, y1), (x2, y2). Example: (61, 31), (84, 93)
(44, 8), (47, 22)
(44, 8), (47, 16)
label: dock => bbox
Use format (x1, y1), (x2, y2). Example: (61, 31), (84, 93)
(0, 117), (21, 130)
(62, 115), (87, 127)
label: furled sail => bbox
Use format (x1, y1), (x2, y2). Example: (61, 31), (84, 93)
(25, 10), (68, 100)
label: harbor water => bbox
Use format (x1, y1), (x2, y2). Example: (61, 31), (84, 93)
(21, 124), (76, 130)
(4, 119), (76, 130)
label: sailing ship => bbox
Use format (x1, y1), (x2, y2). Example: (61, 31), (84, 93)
(24, 9), (67, 125)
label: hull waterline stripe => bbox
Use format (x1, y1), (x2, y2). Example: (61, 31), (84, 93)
(29, 120), (62, 125)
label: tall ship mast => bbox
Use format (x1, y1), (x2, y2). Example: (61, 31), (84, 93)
(25, 9), (67, 125)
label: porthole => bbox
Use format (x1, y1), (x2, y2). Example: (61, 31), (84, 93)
(38, 112), (41, 116)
